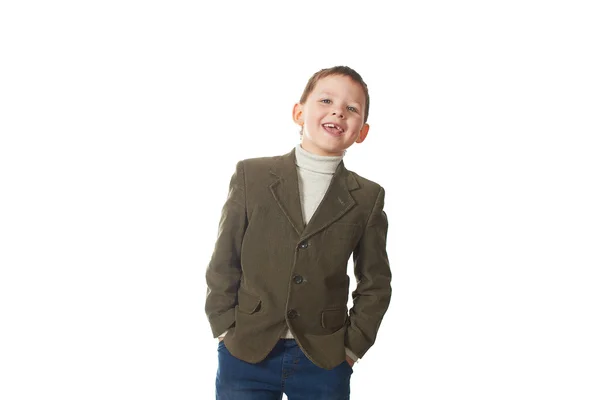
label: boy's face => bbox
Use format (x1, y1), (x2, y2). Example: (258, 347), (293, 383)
(293, 74), (370, 157)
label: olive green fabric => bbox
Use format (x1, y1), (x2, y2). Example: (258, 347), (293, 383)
(205, 147), (392, 370)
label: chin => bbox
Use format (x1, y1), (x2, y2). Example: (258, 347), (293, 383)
(320, 147), (345, 156)
(305, 138), (344, 156)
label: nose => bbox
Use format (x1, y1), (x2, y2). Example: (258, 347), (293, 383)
(332, 111), (344, 119)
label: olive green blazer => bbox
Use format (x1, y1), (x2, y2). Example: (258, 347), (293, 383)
(205, 147), (391, 370)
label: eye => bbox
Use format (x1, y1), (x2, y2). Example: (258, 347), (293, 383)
(347, 106), (358, 113)
(320, 99), (332, 104)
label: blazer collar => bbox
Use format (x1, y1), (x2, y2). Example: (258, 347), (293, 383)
(269, 147), (360, 239)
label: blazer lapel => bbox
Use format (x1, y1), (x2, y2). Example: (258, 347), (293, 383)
(269, 148), (306, 236)
(269, 147), (360, 240)
(301, 159), (358, 240)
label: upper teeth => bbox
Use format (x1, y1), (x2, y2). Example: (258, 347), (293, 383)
(324, 123), (341, 131)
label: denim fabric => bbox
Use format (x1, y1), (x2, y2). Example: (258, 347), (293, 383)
(216, 339), (352, 400)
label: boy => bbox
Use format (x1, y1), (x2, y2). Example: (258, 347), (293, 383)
(205, 66), (392, 399)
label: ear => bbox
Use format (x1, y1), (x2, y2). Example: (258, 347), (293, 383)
(292, 103), (304, 127)
(356, 123), (370, 143)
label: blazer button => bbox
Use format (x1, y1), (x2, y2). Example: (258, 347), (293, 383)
(293, 275), (304, 284)
(287, 309), (298, 319)
(298, 241), (308, 249)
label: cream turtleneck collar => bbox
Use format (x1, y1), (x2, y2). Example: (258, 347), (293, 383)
(294, 144), (344, 174)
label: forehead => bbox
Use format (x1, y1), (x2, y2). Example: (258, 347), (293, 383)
(311, 75), (366, 105)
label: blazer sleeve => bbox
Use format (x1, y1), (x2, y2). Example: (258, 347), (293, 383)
(205, 161), (247, 337)
(345, 186), (392, 359)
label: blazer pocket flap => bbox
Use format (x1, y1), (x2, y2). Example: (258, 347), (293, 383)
(237, 288), (262, 314)
(321, 308), (347, 330)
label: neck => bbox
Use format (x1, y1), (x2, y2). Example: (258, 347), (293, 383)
(299, 140), (345, 157)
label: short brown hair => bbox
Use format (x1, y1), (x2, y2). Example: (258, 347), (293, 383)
(299, 66), (370, 124)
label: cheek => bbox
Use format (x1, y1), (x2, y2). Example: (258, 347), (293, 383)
(309, 119), (323, 130)
(350, 119), (363, 131)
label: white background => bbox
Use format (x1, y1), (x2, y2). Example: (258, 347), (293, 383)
(1, 0), (599, 399)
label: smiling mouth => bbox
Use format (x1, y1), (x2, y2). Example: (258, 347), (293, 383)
(322, 123), (344, 135)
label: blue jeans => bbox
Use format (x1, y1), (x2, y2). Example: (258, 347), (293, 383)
(216, 339), (353, 399)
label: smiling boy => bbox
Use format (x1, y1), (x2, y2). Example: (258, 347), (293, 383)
(293, 72), (370, 156)
(206, 66), (391, 399)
